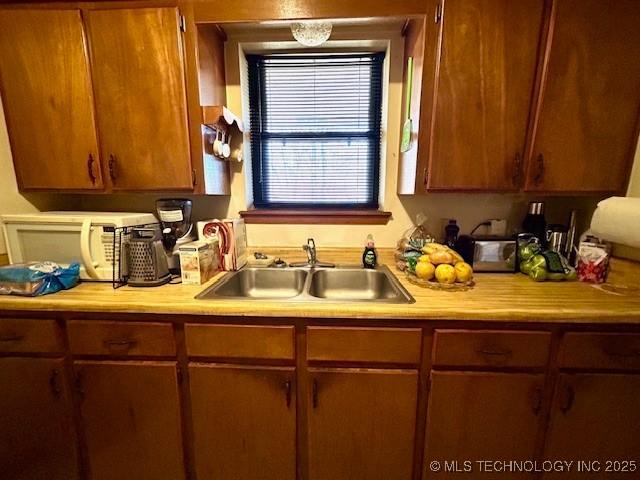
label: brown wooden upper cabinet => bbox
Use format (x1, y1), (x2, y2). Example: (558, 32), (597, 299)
(524, 0), (640, 193)
(427, 0), (543, 191)
(0, 9), (102, 190)
(0, 6), (195, 192)
(86, 7), (193, 191)
(401, 0), (640, 194)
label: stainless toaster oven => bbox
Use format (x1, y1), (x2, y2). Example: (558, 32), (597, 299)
(455, 235), (517, 272)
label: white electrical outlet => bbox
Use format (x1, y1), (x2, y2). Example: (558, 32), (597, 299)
(489, 219), (507, 236)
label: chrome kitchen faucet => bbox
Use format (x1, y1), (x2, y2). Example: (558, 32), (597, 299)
(290, 238), (335, 268)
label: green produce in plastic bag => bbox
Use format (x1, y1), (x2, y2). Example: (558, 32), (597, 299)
(529, 254), (546, 270)
(546, 271), (566, 281)
(518, 246), (576, 282)
(520, 253), (545, 275)
(530, 266), (548, 282)
(518, 240), (541, 263)
(520, 258), (534, 274)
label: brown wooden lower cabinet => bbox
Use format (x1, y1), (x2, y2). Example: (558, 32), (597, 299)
(542, 373), (640, 479)
(424, 371), (545, 480)
(3, 314), (640, 480)
(307, 367), (419, 480)
(0, 357), (80, 480)
(189, 364), (296, 480)
(75, 361), (185, 480)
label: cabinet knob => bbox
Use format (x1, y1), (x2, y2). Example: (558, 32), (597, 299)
(560, 384), (574, 414)
(533, 154), (545, 186)
(434, 2), (442, 23)
(75, 371), (85, 399)
(108, 154), (117, 183)
(49, 369), (62, 398)
(284, 379), (292, 408)
(87, 154), (97, 185)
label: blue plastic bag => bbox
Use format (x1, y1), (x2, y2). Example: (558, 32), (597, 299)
(0, 262), (80, 296)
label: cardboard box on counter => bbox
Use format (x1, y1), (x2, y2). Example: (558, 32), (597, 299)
(178, 240), (219, 285)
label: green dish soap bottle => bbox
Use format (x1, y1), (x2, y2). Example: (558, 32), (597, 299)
(362, 234), (377, 269)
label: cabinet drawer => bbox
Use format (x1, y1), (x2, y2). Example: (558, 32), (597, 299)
(0, 318), (64, 353)
(560, 333), (640, 370)
(433, 330), (551, 368)
(185, 324), (294, 360)
(68, 321), (175, 357)
(306, 327), (422, 364)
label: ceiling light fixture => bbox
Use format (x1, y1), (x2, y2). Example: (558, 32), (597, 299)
(290, 21), (332, 47)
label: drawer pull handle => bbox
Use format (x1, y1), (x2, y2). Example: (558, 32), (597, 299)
(49, 369), (62, 398)
(104, 338), (137, 351)
(312, 379), (319, 409)
(477, 347), (512, 357)
(0, 334), (24, 342)
(602, 348), (640, 358)
(284, 380), (292, 408)
(560, 385), (574, 415)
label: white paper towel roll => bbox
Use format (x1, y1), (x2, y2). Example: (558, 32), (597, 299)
(590, 196), (640, 249)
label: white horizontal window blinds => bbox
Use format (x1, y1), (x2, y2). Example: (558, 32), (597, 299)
(248, 53), (385, 208)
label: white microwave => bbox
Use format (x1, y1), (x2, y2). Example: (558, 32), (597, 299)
(1, 212), (158, 281)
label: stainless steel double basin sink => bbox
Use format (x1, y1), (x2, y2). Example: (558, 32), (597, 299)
(196, 265), (415, 304)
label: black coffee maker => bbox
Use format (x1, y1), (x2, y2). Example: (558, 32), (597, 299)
(156, 199), (195, 273)
(522, 201), (546, 245)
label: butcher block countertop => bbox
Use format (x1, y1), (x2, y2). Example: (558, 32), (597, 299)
(1, 249), (639, 325)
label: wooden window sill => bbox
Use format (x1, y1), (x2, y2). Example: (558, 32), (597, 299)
(239, 209), (392, 225)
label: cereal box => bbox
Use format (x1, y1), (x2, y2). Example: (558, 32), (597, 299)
(178, 240), (219, 285)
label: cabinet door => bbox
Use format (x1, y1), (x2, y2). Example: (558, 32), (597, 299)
(189, 364), (296, 480)
(525, 0), (640, 193)
(424, 372), (545, 479)
(427, 0), (543, 191)
(0, 358), (79, 480)
(0, 9), (102, 190)
(543, 374), (640, 479)
(307, 368), (418, 480)
(76, 361), (185, 480)
(87, 8), (193, 190)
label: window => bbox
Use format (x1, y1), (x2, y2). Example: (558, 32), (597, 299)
(247, 53), (385, 209)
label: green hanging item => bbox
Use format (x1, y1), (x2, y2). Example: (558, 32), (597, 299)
(400, 56), (414, 153)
